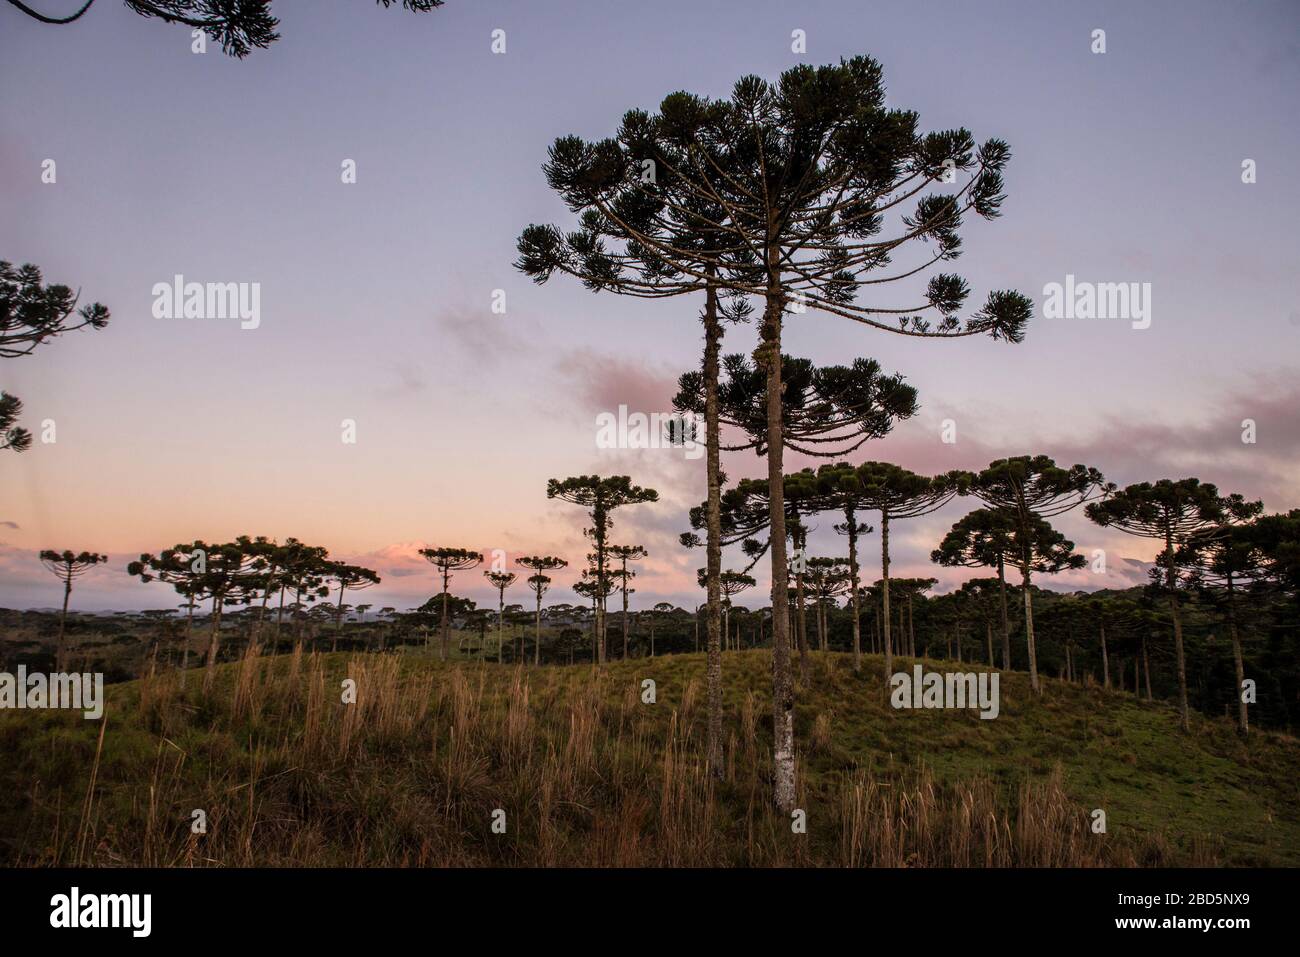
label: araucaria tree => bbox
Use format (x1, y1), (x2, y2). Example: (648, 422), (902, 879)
(931, 507), (1021, 670)
(1181, 526), (1265, 734)
(851, 463), (961, 684)
(516, 555), (567, 665)
(323, 562), (381, 646)
(418, 547), (483, 661)
(39, 550), (107, 669)
(546, 476), (658, 665)
(1086, 478), (1260, 730)
(483, 570), (518, 664)
(533, 57), (1029, 806)
(523, 55), (1031, 811)
(608, 545), (647, 660)
(968, 456), (1110, 696)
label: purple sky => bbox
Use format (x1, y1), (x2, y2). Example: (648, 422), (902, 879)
(2, 0), (1297, 613)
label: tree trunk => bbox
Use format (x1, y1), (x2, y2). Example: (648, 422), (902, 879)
(986, 620), (994, 666)
(1100, 622), (1110, 689)
(55, 574), (72, 671)
(1142, 636), (1153, 701)
(907, 593), (916, 659)
(534, 588), (543, 666)
(1021, 560), (1040, 694)
(1164, 528), (1190, 730)
(881, 511), (893, 683)
(847, 510), (862, 671)
(1227, 575), (1248, 735)
(203, 594), (224, 690)
(439, 569), (451, 661)
(761, 280), (795, 813)
(997, 556), (1011, 671)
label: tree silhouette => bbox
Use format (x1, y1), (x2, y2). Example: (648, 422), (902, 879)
(608, 545), (647, 660)
(931, 507), (1021, 670)
(805, 557), (851, 652)
(323, 562), (380, 648)
(530, 55), (1031, 809)
(3, 0), (442, 58)
(483, 570), (518, 664)
(849, 462), (960, 682)
(1087, 478), (1260, 729)
(418, 547), (483, 661)
(546, 475), (658, 665)
(38, 549), (107, 669)
(810, 462), (884, 671)
(967, 456), (1110, 695)
(698, 568), (755, 652)
(516, 555), (567, 665)
(1, 261), (109, 453)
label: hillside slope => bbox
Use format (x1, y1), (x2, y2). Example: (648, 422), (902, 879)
(1, 648), (1296, 866)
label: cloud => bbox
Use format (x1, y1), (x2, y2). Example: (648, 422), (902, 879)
(0, 521), (18, 530)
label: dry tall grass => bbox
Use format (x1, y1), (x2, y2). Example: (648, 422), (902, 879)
(3, 650), (1218, 867)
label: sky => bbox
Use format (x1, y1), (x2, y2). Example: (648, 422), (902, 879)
(1, 0), (1298, 613)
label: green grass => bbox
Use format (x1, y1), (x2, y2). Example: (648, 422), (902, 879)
(1, 648), (1296, 866)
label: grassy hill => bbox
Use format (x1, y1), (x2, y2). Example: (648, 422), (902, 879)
(2, 647), (1297, 867)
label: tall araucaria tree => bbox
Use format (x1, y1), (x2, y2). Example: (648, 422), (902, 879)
(931, 507), (1022, 671)
(418, 547), (483, 661)
(1180, 525), (1269, 735)
(805, 557), (852, 653)
(546, 475), (658, 665)
(1086, 478), (1260, 730)
(39, 549), (107, 669)
(516, 555), (567, 665)
(967, 456), (1110, 696)
(323, 562), (380, 648)
(519, 117), (754, 779)
(608, 544), (647, 660)
(522, 56), (1031, 810)
(483, 570), (518, 664)
(850, 462), (962, 684)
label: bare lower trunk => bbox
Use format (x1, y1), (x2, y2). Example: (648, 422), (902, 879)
(881, 512), (893, 683)
(1142, 637), (1153, 701)
(1165, 530), (1189, 730)
(997, 556), (1011, 671)
(1021, 561), (1040, 695)
(1100, 623), (1110, 689)
(534, 590), (542, 666)
(986, 620), (994, 665)
(848, 513), (862, 672)
(761, 284), (795, 813)
(203, 594), (224, 691)
(439, 570), (450, 661)
(1228, 577), (1247, 735)
(704, 284), (724, 779)
(55, 577), (72, 672)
